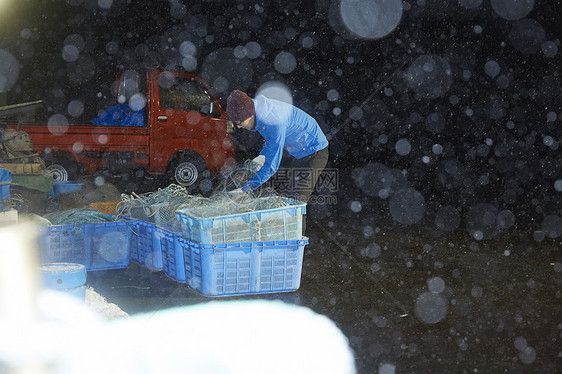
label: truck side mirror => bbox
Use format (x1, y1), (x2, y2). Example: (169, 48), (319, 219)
(204, 100), (221, 118)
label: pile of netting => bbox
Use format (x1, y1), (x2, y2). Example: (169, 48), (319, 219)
(179, 192), (291, 218)
(115, 184), (193, 230)
(43, 207), (116, 225)
(224, 158), (262, 190)
(36, 160), (297, 229)
(115, 160), (294, 231)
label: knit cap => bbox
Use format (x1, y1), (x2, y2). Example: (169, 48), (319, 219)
(226, 90), (255, 121)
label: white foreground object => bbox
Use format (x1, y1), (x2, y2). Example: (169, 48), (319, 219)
(0, 224), (356, 374)
(0, 208), (18, 226)
(85, 287), (129, 320)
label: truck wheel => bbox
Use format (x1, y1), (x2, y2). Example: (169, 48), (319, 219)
(44, 159), (81, 182)
(174, 161), (200, 186)
(166, 153), (207, 191)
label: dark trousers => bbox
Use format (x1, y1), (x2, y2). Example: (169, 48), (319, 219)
(273, 146), (329, 234)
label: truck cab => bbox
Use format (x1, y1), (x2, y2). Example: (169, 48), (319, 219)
(133, 69), (236, 187)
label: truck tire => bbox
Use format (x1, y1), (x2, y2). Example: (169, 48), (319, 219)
(166, 152), (208, 192)
(44, 158), (82, 182)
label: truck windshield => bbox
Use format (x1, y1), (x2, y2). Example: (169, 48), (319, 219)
(159, 77), (220, 117)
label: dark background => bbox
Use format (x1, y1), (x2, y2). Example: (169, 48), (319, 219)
(1, 0), (562, 235)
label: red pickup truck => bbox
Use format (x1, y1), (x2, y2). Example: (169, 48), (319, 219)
(0, 69), (236, 190)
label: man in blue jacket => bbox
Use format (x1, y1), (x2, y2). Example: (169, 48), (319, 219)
(227, 90), (329, 231)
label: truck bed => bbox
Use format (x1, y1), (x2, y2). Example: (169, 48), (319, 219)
(6, 122), (149, 150)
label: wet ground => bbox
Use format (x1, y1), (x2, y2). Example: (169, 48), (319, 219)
(87, 214), (562, 374)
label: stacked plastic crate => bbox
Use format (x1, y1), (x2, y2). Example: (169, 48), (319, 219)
(175, 197), (308, 297)
(37, 195), (309, 298)
(0, 168), (10, 211)
(129, 220), (162, 271)
(0, 168), (18, 226)
(126, 202), (184, 279)
(39, 219), (134, 271)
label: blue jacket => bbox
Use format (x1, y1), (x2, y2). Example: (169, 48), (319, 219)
(242, 95), (328, 192)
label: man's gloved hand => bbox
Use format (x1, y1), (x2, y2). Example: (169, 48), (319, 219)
(227, 187), (246, 201)
(251, 155), (266, 171)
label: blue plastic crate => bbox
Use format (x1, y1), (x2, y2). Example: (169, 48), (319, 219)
(176, 197), (306, 244)
(0, 169), (10, 212)
(182, 237), (308, 297)
(158, 226), (186, 282)
(85, 221), (132, 270)
(0, 187), (10, 211)
(40, 225), (89, 266)
(0, 169), (11, 183)
(130, 220), (163, 270)
(39, 220), (133, 271)
(0, 184), (9, 201)
(50, 181), (83, 196)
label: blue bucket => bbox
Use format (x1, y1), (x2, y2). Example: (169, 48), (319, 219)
(38, 262), (87, 301)
(50, 181), (83, 196)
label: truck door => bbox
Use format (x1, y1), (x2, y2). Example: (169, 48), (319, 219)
(150, 72), (225, 173)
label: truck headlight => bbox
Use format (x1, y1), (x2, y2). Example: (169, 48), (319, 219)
(226, 120), (235, 134)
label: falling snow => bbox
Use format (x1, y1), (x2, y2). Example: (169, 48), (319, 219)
(0, 0), (561, 373)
